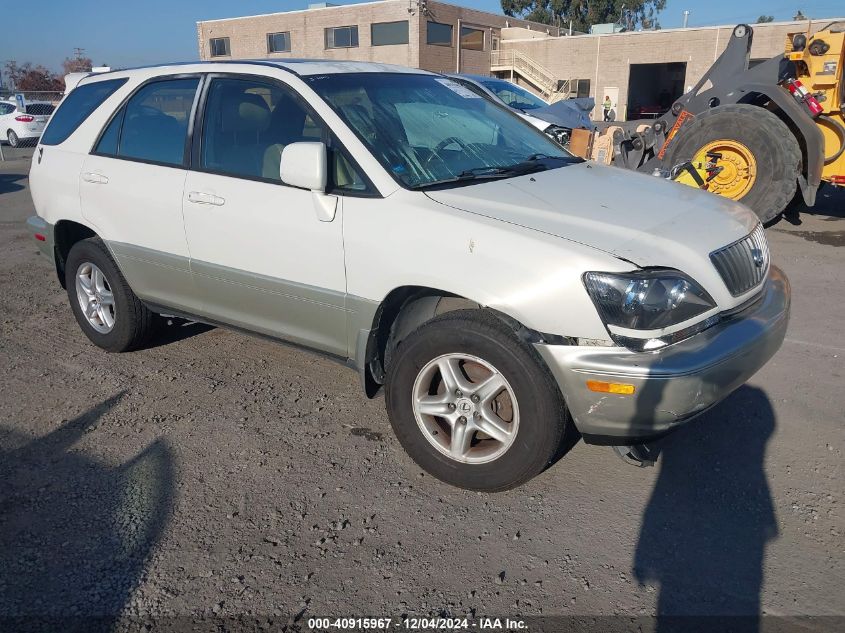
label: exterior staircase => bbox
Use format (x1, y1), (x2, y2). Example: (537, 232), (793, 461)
(490, 49), (573, 102)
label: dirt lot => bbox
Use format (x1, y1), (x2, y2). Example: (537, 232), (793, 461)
(1, 149), (843, 629)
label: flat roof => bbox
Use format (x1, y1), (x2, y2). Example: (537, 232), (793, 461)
(197, 0), (557, 31)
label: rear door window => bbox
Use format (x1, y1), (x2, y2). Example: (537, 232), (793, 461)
(40, 78), (127, 145)
(25, 104), (56, 116)
(96, 78), (199, 166)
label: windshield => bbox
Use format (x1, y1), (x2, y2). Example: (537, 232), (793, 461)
(479, 78), (548, 110)
(307, 73), (575, 189)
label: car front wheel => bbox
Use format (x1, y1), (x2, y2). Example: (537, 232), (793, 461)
(385, 309), (569, 491)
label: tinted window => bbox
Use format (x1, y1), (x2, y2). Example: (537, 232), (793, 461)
(200, 77), (366, 192)
(460, 27), (484, 51)
(372, 21), (409, 46)
(267, 32), (291, 53)
(25, 103), (56, 115)
(119, 78), (198, 166)
(326, 26), (358, 48)
(480, 79), (547, 110)
(40, 78), (127, 146)
(210, 37), (230, 57)
(0, 103), (15, 115)
(94, 108), (124, 155)
(427, 22), (453, 46)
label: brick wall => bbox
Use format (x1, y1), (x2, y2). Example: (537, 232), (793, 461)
(500, 20), (841, 120)
(197, 0), (557, 74)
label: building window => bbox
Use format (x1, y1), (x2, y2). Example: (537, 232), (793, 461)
(325, 25), (359, 49)
(460, 26), (484, 51)
(267, 32), (291, 53)
(575, 78), (591, 98)
(371, 21), (409, 46)
(209, 37), (230, 57)
(427, 21), (453, 46)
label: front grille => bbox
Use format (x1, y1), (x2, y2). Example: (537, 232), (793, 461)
(710, 224), (769, 297)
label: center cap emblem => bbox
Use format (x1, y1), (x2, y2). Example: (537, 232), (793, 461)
(457, 399), (473, 413)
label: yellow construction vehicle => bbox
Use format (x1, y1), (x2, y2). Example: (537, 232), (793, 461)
(584, 22), (845, 223)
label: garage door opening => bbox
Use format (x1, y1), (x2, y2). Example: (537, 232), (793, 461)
(627, 62), (687, 120)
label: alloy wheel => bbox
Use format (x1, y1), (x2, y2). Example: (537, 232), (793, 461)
(75, 262), (116, 334)
(412, 353), (519, 464)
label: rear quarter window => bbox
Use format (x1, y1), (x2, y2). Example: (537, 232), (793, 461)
(40, 78), (127, 146)
(25, 104), (56, 116)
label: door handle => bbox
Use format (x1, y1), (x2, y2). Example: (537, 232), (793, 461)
(187, 191), (225, 206)
(81, 172), (109, 184)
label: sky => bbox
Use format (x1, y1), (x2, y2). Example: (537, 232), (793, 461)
(2, 0), (844, 73)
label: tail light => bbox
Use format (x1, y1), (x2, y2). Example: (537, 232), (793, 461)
(784, 79), (824, 117)
(830, 175), (845, 186)
(15, 114), (35, 123)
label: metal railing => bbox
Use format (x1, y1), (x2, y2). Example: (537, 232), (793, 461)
(490, 49), (573, 100)
(0, 90), (64, 104)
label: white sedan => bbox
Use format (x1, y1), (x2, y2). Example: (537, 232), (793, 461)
(0, 99), (55, 147)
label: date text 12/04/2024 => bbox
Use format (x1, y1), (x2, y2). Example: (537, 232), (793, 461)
(306, 618), (527, 630)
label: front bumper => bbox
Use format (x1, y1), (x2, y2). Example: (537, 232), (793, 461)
(535, 265), (790, 444)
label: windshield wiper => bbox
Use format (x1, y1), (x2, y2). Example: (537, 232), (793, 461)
(412, 155), (561, 190)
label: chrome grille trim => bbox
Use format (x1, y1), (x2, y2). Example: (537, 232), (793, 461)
(710, 224), (769, 297)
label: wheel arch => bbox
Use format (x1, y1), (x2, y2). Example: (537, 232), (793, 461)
(53, 220), (99, 288)
(356, 285), (569, 398)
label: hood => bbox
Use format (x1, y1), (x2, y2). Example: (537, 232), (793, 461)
(526, 97), (596, 130)
(424, 161), (759, 270)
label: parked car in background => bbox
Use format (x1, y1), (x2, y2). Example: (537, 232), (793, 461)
(27, 62), (788, 491)
(448, 74), (595, 146)
(1, 99), (55, 147)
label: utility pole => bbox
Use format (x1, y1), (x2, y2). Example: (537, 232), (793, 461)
(73, 47), (86, 60)
(682, 10), (690, 28)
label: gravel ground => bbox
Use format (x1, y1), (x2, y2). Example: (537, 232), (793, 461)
(1, 150), (843, 629)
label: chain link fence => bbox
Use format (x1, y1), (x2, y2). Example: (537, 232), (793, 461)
(0, 90), (64, 155)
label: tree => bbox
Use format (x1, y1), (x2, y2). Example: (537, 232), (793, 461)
(756, 15), (774, 23)
(62, 55), (93, 75)
(500, 0), (666, 32)
(3, 61), (63, 92)
(793, 9), (806, 20)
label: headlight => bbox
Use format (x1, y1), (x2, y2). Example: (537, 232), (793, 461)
(583, 269), (716, 332)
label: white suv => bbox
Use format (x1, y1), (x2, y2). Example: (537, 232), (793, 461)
(27, 61), (789, 490)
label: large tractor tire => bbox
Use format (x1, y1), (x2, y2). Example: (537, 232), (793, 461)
(664, 104), (801, 224)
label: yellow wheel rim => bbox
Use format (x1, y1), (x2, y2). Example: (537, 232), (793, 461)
(693, 139), (757, 200)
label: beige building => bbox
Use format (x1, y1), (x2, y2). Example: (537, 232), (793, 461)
(196, 4), (843, 120)
(496, 18), (843, 120)
(196, 0), (559, 76)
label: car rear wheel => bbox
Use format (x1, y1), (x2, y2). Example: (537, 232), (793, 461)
(65, 237), (160, 352)
(7, 130), (19, 147)
(385, 309), (569, 491)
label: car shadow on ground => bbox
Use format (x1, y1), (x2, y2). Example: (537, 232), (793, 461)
(0, 173), (26, 194)
(633, 385), (778, 632)
(0, 392), (175, 630)
(143, 318), (215, 350)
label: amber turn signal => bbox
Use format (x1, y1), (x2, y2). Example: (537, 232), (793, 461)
(586, 380), (636, 395)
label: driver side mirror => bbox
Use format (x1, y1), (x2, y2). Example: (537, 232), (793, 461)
(280, 142), (327, 192)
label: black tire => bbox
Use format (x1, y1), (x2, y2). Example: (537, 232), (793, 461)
(385, 309), (569, 491)
(7, 130), (19, 148)
(664, 104), (801, 224)
(65, 237), (160, 352)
